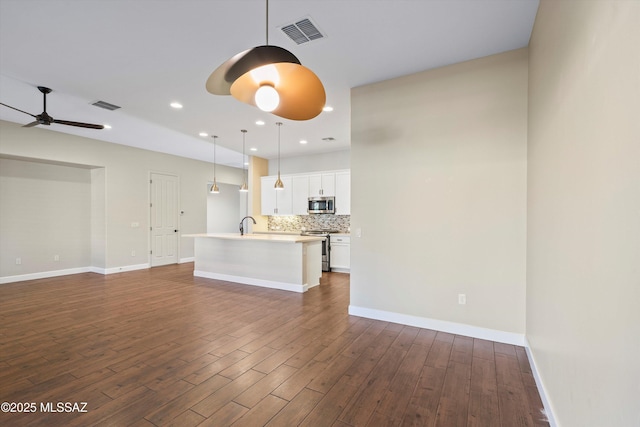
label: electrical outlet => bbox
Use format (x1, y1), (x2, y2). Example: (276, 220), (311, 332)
(131, 250), (136, 257)
(458, 294), (466, 305)
(15, 257), (21, 265)
(54, 254), (60, 261)
(356, 228), (362, 238)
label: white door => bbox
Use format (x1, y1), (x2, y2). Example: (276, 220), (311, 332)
(150, 173), (179, 266)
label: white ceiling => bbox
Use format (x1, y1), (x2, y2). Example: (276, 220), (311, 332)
(0, 0), (539, 168)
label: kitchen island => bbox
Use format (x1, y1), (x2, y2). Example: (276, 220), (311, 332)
(184, 233), (325, 293)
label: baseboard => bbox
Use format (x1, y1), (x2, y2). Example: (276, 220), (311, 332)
(524, 337), (558, 427)
(101, 263), (150, 275)
(1, 263), (151, 283)
(180, 257), (195, 263)
(194, 270), (309, 293)
(348, 305), (526, 346)
(0, 267), (93, 284)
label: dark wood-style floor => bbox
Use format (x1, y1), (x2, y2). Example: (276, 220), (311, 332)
(0, 263), (549, 426)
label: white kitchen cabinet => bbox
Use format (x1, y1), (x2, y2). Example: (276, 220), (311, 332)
(308, 173), (335, 197)
(261, 176), (292, 215)
(330, 235), (350, 272)
(292, 175), (309, 215)
(334, 171), (350, 215)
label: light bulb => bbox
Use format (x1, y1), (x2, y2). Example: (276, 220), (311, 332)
(255, 84), (279, 112)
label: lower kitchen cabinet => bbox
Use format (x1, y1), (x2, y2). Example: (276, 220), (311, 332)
(330, 235), (350, 272)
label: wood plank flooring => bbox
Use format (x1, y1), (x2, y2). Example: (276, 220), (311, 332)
(0, 263), (549, 426)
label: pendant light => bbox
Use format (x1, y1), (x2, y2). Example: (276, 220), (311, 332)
(274, 122), (284, 190)
(210, 135), (220, 194)
(239, 129), (249, 192)
(206, 0), (326, 121)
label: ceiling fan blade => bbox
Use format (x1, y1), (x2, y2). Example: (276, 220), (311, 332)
(0, 102), (37, 118)
(52, 119), (104, 130)
(23, 120), (41, 128)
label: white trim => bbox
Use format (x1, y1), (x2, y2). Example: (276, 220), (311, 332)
(102, 263), (150, 275)
(348, 305), (525, 346)
(194, 270), (315, 293)
(0, 267), (93, 284)
(0, 263), (153, 284)
(524, 337), (558, 427)
(180, 257), (195, 263)
(330, 267), (350, 273)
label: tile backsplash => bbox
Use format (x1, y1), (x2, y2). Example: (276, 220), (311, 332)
(268, 215), (350, 233)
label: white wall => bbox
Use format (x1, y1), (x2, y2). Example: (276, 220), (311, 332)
(527, 1), (640, 426)
(268, 149), (350, 175)
(0, 158), (92, 276)
(207, 182), (242, 233)
(350, 48), (528, 340)
(0, 120), (242, 277)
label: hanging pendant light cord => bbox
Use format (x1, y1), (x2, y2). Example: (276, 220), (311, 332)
(277, 122), (282, 176)
(265, 0), (269, 45)
(242, 129), (248, 188)
(212, 135), (217, 177)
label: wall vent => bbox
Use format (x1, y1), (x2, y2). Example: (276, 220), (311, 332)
(92, 100), (121, 111)
(280, 17), (325, 45)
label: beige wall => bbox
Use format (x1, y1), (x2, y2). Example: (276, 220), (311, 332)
(527, 1), (640, 426)
(0, 158), (92, 275)
(0, 120), (242, 275)
(350, 48), (528, 337)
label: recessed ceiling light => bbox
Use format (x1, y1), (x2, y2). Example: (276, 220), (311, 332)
(255, 120), (265, 126)
(170, 102), (183, 109)
(103, 124), (112, 129)
(299, 139), (308, 144)
(323, 106), (333, 112)
(250, 147), (257, 151)
(199, 132), (208, 137)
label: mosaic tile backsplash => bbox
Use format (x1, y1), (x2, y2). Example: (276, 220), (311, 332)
(267, 215), (350, 233)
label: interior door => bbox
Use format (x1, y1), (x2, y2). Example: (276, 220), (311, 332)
(150, 173), (179, 266)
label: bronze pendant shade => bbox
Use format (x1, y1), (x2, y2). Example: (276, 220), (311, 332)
(205, 2), (325, 121)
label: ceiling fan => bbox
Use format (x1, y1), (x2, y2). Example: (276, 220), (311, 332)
(0, 86), (104, 129)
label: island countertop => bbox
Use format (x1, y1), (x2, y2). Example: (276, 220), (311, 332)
(184, 233), (324, 293)
(183, 233), (325, 243)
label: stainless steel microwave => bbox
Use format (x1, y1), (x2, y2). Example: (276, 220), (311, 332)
(308, 196), (335, 214)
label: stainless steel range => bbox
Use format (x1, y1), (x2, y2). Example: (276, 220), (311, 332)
(300, 229), (339, 272)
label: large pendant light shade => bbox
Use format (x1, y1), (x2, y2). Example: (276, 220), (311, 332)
(205, 1), (325, 121)
(229, 62), (325, 121)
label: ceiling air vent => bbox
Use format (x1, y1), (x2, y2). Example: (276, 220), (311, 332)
(280, 17), (325, 45)
(92, 100), (121, 111)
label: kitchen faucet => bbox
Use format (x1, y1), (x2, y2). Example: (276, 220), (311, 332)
(239, 216), (256, 236)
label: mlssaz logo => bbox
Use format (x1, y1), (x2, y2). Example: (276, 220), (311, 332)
(40, 402), (88, 413)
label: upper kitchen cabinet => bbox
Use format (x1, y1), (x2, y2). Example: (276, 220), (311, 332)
(335, 171), (351, 215)
(261, 176), (293, 215)
(308, 173), (335, 197)
(292, 175), (310, 215)
(260, 170), (350, 216)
